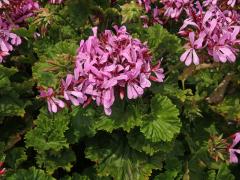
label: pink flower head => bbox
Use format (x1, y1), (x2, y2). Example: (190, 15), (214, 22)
(138, 0), (152, 12)
(161, 0), (191, 19)
(49, 0), (64, 4)
(39, 88), (65, 113)
(0, 0), (39, 62)
(55, 26), (165, 115)
(179, 1), (240, 65)
(0, 19), (22, 62)
(137, 0), (163, 26)
(229, 132), (240, 163)
(2, 0), (39, 24)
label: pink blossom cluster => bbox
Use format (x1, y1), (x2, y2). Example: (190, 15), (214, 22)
(0, 20), (21, 62)
(137, 0), (162, 27)
(0, 0), (39, 62)
(40, 26), (164, 115)
(137, 0), (191, 26)
(180, 1), (240, 66)
(161, 0), (191, 19)
(49, 0), (64, 4)
(228, 132), (240, 163)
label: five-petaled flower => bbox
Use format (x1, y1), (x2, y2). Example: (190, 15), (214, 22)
(229, 132), (240, 163)
(39, 88), (65, 113)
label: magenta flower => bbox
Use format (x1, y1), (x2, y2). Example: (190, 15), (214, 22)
(161, 0), (191, 19)
(0, 0), (39, 62)
(0, 20), (22, 62)
(39, 88), (65, 113)
(2, 0), (39, 24)
(229, 132), (240, 163)
(49, 0), (64, 4)
(179, 1), (240, 65)
(180, 32), (202, 66)
(43, 26), (164, 115)
(61, 74), (87, 106)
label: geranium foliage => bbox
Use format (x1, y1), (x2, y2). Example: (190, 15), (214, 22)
(0, 0), (240, 179)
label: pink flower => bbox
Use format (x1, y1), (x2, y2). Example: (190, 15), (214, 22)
(49, 0), (64, 4)
(0, 0), (39, 62)
(179, 1), (240, 65)
(43, 26), (164, 115)
(162, 0), (191, 19)
(180, 32), (201, 66)
(61, 74), (87, 106)
(39, 88), (65, 113)
(229, 132), (240, 163)
(0, 20), (22, 62)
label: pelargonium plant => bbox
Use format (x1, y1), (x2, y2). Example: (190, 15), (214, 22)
(0, 0), (39, 62)
(40, 26), (164, 115)
(0, 0), (240, 179)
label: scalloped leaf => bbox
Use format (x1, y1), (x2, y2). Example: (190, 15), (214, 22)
(32, 40), (78, 88)
(36, 149), (76, 175)
(5, 147), (27, 169)
(140, 95), (181, 142)
(68, 102), (143, 142)
(7, 167), (55, 180)
(85, 133), (163, 180)
(25, 108), (70, 152)
(210, 95), (240, 121)
(144, 24), (183, 61)
(127, 129), (174, 156)
(96, 101), (143, 132)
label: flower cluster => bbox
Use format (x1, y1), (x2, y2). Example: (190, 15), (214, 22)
(180, 1), (240, 65)
(137, 0), (162, 27)
(49, 0), (64, 4)
(228, 132), (240, 163)
(0, 20), (21, 62)
(137, 0), (240, 66)
(161, 0), (191, 19)
(40, 26), (164, 115)
(0, 0), (39, 62)
(137, 0), (191, 26)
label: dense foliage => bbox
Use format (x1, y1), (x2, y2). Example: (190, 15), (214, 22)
(0, 0), (240, 179)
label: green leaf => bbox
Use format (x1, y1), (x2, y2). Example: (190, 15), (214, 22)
(25, 108), (70, 152)
(215, 164), (235, 180)
(32, 40), (78, 88)
(61, 174), (90, 180)
(85, 133), (163, 180)
(127, 129), (174, 156)
(5, 147), (27, 169)
(140, 95), (181, 142)
(154, 170), (179, 180)
(36, 149), (76, 175)
(210, 95), (240, 121)
(6, 167), (55, 180)
(97, 101), (143, 132)
(144, 25), (183, 61)
(121, 2), (143, 23)
(69, 102), (143, 142)
(68, 107), (98, 141)
(189, 147), (211, 180)
(0, 96), (26, 117)
(82, 167), (112, 180)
